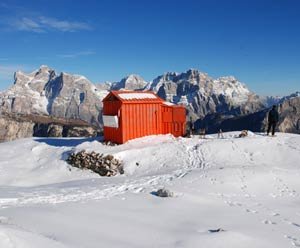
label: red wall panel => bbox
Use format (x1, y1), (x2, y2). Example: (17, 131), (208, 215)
(103, 92), (186, 144)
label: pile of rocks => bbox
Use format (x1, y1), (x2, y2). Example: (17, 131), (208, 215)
(151, 188), (174, 197)
(66, 150), (124, 177)
(100, 140), (118, 146)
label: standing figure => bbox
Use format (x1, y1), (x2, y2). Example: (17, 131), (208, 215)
(199, 128), (206, 139)
(189, 118), (195, 136)
(218, 129), (224, 139)
(267, 105), (279, 136)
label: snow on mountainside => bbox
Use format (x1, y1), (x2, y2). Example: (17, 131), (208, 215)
(145, 69), (264, 119)
(0, 132), (300, 247)
(146, 70), (253, 105)
(94, 74), (147, 93)
(0, 66), (104, 126)
(0, 66), (265, 130)
(111, 74), (148, 90)
(213, 76), (250, 104)
(261, 92), (300, 108)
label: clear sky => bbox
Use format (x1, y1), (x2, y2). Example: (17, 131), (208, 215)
(0, 0), (299, 96)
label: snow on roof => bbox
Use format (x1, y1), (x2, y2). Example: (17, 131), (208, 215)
(163, 101), (175, 106)
(118, 93), (157, 100)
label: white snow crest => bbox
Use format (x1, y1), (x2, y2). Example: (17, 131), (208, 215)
(118, 93), (158, 100)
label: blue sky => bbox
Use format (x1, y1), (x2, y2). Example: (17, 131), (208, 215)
(0, 0), (299, 95)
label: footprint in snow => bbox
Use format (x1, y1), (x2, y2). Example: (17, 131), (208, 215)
(209, 178), (217, 184)
(292, 241), (300, 247)
(262, 220), (277, 225)
(284, 235), (300, 247)
(244, 208), (258, 214)
(291, 222), (300, 228)
(0, 216), (10, 224)
(241, 185), (247, 190)
(270, 193), (281, 198)
(270, 212), (280, 217)
(133, 187), (144, 193)
(224, 200), (242, 207)
(282, 219), (300, 228)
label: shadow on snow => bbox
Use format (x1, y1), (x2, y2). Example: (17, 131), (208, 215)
(34, 136), (103, 147)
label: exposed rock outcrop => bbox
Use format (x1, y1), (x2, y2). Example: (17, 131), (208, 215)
(198, 97), (300, 134)
(0, 111), (100, 142)
(0, 114), (35, 142)
(1, 67), (264, 128)
(111, 74), (147, 90)
(1, 65), (298, 141)
(277, 97), (300, 133)
(66, 150), (124, 177)
(145, 69), (264, 120)
(151, 188), (174, 197)
(0, 65), (103, 127)
(260, 92), (300, 108)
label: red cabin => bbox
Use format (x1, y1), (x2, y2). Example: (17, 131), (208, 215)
(102, 91), (186, 144)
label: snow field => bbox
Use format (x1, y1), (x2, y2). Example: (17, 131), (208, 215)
(0, 132), (300, 247)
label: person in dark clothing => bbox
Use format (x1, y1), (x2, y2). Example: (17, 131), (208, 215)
(189, 118), (195, 136)
(267, 105), (279, 136)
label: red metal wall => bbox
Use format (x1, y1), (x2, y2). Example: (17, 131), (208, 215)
(103, 98), (123, 144)
(161, 105), (186, 137)
(121, 103), (162, 143)
(103, 92), (186, 144)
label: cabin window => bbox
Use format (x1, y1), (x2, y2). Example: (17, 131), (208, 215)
(103, 115), (119, 128)
(107, 95), (118, 101)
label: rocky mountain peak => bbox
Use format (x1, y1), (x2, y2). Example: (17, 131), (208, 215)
(291, 91), (300, 98)
(1, 65), (268, 132)
(111, 74), (147, 90)
(156, 72), (178, 82)
(13, 70), (31, 85)
(123, 74), (146, 85)
(2, 65), (103, 126)
(13, 65), (57, 87)
(217, 76), (238, 82)
(29, 65), (57, 78)
(185, 68), (205, 77)
(37, 65), (54, 73)
(181, 69), (209, 80)
(261, 91), (300, 108)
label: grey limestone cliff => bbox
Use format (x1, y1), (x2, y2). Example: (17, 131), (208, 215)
(0, 65), (103, 127)
(145, 69), (264, 120)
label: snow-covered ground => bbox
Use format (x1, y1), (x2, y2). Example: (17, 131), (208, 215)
(0, 132), (300, 248)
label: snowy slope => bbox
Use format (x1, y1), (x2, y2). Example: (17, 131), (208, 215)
(0, 132), (300, 248)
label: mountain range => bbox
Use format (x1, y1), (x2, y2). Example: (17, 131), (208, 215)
(261, 92), (300, 108)
(0, 65), (299, 141)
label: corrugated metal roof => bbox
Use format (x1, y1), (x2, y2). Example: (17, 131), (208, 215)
(103, 91), (164, 103)
(163, 101), (175, 106)
(118, 93), (157, 100)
